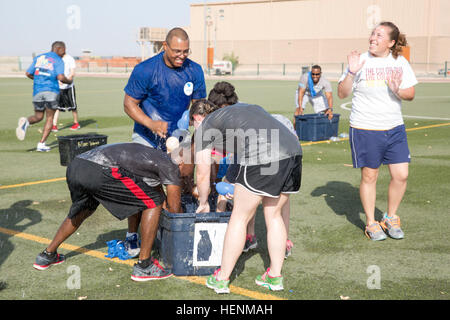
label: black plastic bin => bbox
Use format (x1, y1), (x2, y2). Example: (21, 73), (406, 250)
(57, 134), (108, 166)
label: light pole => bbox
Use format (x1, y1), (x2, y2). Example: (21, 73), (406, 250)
(205, 7), (225, 75)
(206, 8), (212, 75)
(203, 1), (208, 73)
(214, 9), (225, 62)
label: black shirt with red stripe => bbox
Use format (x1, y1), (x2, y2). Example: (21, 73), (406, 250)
(77, 143), (181, 187)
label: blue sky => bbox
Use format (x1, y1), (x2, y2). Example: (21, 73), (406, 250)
(0, 0), (214, 57)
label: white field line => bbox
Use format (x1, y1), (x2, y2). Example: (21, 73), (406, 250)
(339, 102), (450, 121)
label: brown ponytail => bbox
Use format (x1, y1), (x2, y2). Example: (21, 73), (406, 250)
(379, 21), (408, 59)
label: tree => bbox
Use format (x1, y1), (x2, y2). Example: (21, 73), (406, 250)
(222, 52), (239, 72)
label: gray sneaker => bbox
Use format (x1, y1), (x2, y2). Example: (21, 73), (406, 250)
(33, 250), (65, 270)
(131, 258), (173, 281)
(242, 235), (258, 253)
(380, 214), (404, 239)
(365, 222), (387, 241)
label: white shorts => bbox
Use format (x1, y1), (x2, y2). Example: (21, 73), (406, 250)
(296, 91), (329, 113)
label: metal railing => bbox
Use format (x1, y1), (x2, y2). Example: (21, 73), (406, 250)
(1, 57), (448, 78)
(215, 62), (450, 79)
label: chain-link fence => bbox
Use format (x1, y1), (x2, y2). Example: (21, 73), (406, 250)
(1, 57), (449, 79)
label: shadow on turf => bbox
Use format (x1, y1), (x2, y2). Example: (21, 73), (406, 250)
(0, 200), (42, 268)
(311, 181), (384, 231)
(24, 119), (101, 152)
(58, 119), (97, 131)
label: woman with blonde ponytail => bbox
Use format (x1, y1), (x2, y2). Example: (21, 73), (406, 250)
(337, 21), (418, 241)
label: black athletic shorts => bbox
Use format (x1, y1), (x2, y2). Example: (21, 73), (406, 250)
(234, 155), (302, 198)
(66, 158), (165, 220)
(58, 86), (77, 111)
(225, 163), (240, 184)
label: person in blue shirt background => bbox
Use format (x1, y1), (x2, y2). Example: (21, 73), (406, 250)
(17, 41), (73, 152)
(122, 27), (206, 257)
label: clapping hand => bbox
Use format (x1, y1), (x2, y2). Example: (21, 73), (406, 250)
(347, 50), (365, 74)
(387, 70), (403, 98)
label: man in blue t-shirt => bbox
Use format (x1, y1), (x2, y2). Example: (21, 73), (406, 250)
(124, 27), (206, 151)
(17, 41), (73, 152)
(122, 27), (206, 257)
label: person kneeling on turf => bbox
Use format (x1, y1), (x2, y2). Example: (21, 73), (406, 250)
(32, 142), (193, 281)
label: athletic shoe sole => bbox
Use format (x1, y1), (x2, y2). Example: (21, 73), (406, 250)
(285, 249), (292, 259)
(365, 223), (388, 241)
(380, 220), (404, 240)
(242, 242), (258, 253)
(130, 273), (173, 282)
(255, 279), (284, 291)
(16, 117), (28, 141)
(206, 281), (230, 294)
(33, 259), (65, 271)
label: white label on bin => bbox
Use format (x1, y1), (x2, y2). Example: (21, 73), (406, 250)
(192, 223), (227, 267)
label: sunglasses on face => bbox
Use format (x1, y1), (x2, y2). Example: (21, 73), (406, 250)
(311, 73), (321, 76)
(167, 44), (192, 56)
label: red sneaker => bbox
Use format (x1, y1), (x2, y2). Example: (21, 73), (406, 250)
(70, 123), (81, 130)
(51, 125), (58, 132)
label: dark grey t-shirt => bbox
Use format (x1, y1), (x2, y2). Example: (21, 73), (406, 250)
(77, 143), (181, 187)
(195, 103), (302, 165)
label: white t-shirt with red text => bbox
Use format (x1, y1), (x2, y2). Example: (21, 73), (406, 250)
(339, 52), (418, 130)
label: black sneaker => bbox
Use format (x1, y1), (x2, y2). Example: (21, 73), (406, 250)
(131, 258), (173, 282)
(242, 234), (258, 253)
(33, 250), (65, 270)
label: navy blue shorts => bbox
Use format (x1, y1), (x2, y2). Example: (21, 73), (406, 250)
(349, 125), (410, 169)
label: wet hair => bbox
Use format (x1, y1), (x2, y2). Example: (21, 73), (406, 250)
(165, 27), (189, 44)
(378, 21), (407, 59)
(51, 41), (65, 51)
(189, 99), (221, 121)
(208, 81), (239, 108)
(311, 65), (322, 72)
